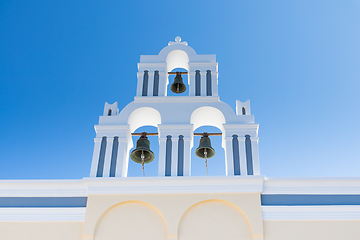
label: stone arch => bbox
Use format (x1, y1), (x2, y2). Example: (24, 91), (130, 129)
(94, 200), (167, 240)
(190, 106), (226, 132)
(128, 107), (162, 133)
(166, 50), (190, 72)
(178, 199), (252, 240)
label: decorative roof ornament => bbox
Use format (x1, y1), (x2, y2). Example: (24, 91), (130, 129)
(168, 36), (188, 46)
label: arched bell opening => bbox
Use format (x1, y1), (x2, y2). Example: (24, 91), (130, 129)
(167, 67), (189, 96)
(166, 49), (189, 72)
(191, 126), (225, 176)
(128, 125), (159, 177)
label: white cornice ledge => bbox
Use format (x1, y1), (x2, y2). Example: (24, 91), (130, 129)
(84, 176), (265, 195)
(0, 208), (86, 221)
(263, 177), (360, 194)
(262, 206), (360, 220)
(134, 96), (220, 103)
(0, 180), (87, 197)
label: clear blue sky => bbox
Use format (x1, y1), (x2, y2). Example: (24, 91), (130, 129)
(1, 1), (359, 179)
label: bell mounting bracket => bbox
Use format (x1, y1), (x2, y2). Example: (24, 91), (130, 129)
(167, 71), (188, 75)
(131, 132), (222, 136)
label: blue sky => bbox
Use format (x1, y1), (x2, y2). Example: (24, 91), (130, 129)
(0, 1), (359, 179)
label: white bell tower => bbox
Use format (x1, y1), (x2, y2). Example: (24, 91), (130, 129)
(89, 36), (260, 178)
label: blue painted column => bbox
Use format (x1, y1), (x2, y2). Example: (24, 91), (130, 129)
(238, 136), (248, 175)
(142, 70), (149, 96)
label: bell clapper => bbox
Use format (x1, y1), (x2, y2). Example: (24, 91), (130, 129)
(141, 150), (145, 177)
(204, 149), (208, 176)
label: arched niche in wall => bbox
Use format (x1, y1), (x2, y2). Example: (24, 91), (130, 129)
(178, 200), (252, 240)
(93, 201), (167, 240)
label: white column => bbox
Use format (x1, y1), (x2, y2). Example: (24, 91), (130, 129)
(211, 72), (218, 96)
(158, 137), (167, 176)
(224, 137), (234, 176)
(157, 72), (166, 96)
(136, 72), (143, 96)
(251, 137), (260, 175)
(90, 137), (102, 177)
(189, 72), (196, 96)
(183, 136), (192, 176)
(238, 136), (248, 175)
(102, 137), (114, 177)
(171, 136), (179, 176)
(115, 138), (129, 177)
(148, 72), (154, 96)
(200, 72), (206, 96)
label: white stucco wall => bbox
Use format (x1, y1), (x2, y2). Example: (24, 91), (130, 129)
(0, 222), (83, 240)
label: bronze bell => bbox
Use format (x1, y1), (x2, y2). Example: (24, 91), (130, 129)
(195, 132), (215, 159)
(170, 72), (186, 93)
(130, 132), (155, 164)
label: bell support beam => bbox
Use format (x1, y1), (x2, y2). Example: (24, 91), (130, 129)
(89, 137), (103, 177)
(132, 132), (221, 136)
(167, 72), (188, 75)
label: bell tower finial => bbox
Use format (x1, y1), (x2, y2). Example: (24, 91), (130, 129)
(168, 36), (188, 46)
